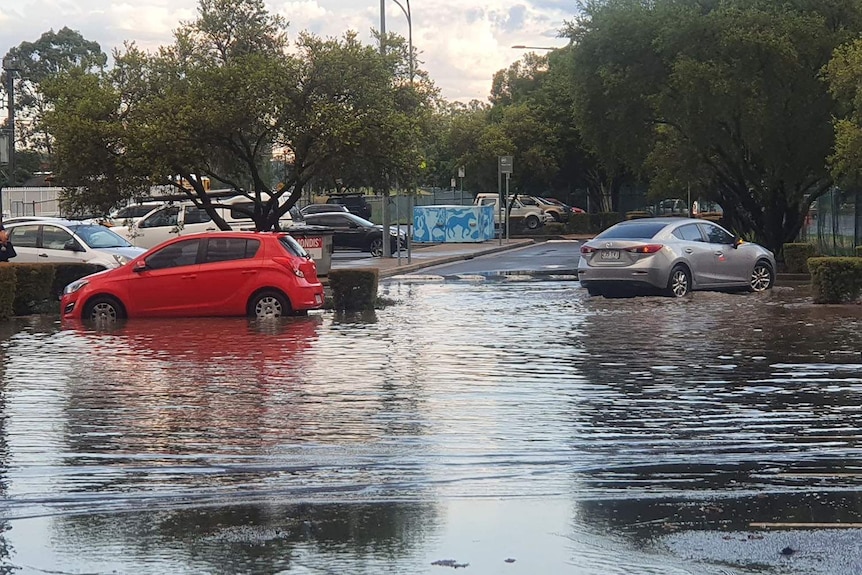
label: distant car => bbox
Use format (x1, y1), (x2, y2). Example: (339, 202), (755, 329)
(541, 197), (585, 214)
(326, 195), (372, 220)
(302, 212), (406, 257)
(300, 203), (350, 216)
(60, 231), (324, 321)
(577, 217), (775, 297)
(5, 219), (146, 269)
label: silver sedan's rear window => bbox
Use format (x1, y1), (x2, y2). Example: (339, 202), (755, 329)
(596, 222), (667, 239)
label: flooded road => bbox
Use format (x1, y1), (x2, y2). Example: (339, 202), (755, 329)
(1, 280), (861, 574)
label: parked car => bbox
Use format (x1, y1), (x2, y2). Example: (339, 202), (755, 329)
(302, 212), (406, 257)
(473, 193), (552, 229)
(325, 194), (372, 219)
(4, 219), (146, 269)
(300, 203), (350, 216)
(111, 195), (303, 249)
(523, 196), (575, 223)
(577, 218), (775, 297)
(60, 231), (324, 321)
(541, 197), (585, 214)
(107, 201), (165, 225)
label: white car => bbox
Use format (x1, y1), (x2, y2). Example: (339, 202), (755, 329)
(111, 195), (302, 249)
(107, 201), (165, 225)
(5, 219), (146, 269)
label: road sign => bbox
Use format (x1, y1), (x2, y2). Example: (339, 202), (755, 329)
(458, 166), (465, 178)
(498, 156), (513, 174)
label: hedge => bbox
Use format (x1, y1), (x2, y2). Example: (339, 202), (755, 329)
(808, 257), (862, 304)
(783, 243), (818, 273)
(566, 212), (625, 234)
(328, 268), (379, 312)
(0, 263), (103, 319)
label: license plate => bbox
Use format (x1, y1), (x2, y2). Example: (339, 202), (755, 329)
(600, 250), (620, 260)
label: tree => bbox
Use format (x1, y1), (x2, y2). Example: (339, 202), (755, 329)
(564, 0), (862, 252)
(42, 0), (422, 231)
(2, 27), (107, 157)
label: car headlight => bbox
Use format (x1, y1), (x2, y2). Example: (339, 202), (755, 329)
(113, 254), (132, 266)
(64, 279), (89, 295)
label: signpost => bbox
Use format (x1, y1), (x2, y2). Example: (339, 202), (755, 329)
(498, 156), (513, 242)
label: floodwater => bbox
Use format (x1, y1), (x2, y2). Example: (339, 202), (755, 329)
(1, 281), (862, 574)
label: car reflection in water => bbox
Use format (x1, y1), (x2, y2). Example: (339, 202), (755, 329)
(62, 316), (322, 457)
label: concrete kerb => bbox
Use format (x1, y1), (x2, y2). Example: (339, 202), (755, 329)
(376, 239), (536, 279)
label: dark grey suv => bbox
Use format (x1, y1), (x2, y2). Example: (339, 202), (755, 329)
(326, 195), (372, 220)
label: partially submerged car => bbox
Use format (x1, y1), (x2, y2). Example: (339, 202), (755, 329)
(578, 218), (775, 297)
(61, 231), (324, 321)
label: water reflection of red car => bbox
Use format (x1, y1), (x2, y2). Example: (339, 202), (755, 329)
(60, 232), (324, 321)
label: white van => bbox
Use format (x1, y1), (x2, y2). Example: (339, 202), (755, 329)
(112, 195), (301, 249)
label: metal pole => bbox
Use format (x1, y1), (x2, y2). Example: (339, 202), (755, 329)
(505, 173), (510, 241)
(498, 169), (502, 245)
(379, 0), (391, 258)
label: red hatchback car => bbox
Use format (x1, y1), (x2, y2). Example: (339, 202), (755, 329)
(61, 232), (324, 321)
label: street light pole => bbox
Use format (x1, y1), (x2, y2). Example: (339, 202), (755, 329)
(2, 56), (20, 223)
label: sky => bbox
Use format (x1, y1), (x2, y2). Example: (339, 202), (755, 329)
(0, 0), (576, 103)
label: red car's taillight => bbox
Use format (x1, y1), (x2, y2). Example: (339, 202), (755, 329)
(273, 256), (305, 277)
(623, 244), (663, 254)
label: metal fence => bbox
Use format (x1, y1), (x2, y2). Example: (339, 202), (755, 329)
(797, 189), (861, 256)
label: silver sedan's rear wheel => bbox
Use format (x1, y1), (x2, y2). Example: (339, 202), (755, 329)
(666, 265), (691, 297)
(249, 290), (290, 319)
(749, 260), (774, 292)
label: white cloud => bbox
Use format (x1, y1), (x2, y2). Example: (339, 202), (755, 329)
(0, 0), (574, 102)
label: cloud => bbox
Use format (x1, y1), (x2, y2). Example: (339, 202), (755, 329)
(0, 0), (576, 102)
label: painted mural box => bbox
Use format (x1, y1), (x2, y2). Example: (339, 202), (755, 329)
(413, 205), (495, 243)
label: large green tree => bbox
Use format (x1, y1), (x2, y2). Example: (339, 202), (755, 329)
(42, 0), (422, 230)
(565, 0), (862, 252)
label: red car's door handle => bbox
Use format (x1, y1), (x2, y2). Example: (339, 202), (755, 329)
(241, 270), (257, 275)
(181, 274), (197, 279)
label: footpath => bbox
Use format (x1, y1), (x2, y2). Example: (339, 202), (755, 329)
(326, 238), (538, 279)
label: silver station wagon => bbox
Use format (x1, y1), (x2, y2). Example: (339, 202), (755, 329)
(577, 218), (776, 297)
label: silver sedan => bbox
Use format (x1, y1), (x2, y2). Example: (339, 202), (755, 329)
(577, 218), (776, 297)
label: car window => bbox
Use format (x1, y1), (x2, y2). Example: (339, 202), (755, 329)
(700, 223), (735, 245)
(68, 224), (133, 248)
(672, 224), (704, 242)
(140, 206), (179, 228)
(145, 239), (201, 270)
(279, 235), (309, 258)
(116, 205), (158, 219)
(312, 214), (348, 228)
(184, 206), (212, 225)
(41, 225), (75, 250)
(480, 198), (497, 206)
(204, 238), (260, 263)
(8, 225), (39, 248)
(229, 202), (255, 220)
(596, 222), (667, 239)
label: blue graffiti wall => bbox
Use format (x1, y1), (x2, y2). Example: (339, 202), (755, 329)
(413, 205), (495, 243)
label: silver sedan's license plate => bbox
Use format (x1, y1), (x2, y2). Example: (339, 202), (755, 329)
(600, 249), (620, 260)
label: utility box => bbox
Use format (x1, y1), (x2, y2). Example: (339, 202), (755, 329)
(287, 224), (334, 275)
(413, 205), (494, 243)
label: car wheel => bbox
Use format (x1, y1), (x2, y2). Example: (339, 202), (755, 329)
(586, 286), (605, 297)
(83, 295), (125, 322)
(749, 260), (774, 292)
(369, 238), (384, 257)
(525, 215), (541, 230)
(666, 265), (691, 297)
(248, 290), (291, 319)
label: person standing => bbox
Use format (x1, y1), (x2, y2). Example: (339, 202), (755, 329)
(0, 225), (17, 262)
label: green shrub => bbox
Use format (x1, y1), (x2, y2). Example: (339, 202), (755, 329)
(783, 243), (817, 273)
(0, 266), (15, 320)
(856, 245), (862, 258)
(329, 268), (379, 312)
(808, 257), (862, 303)
(11, 264), (56, 316)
